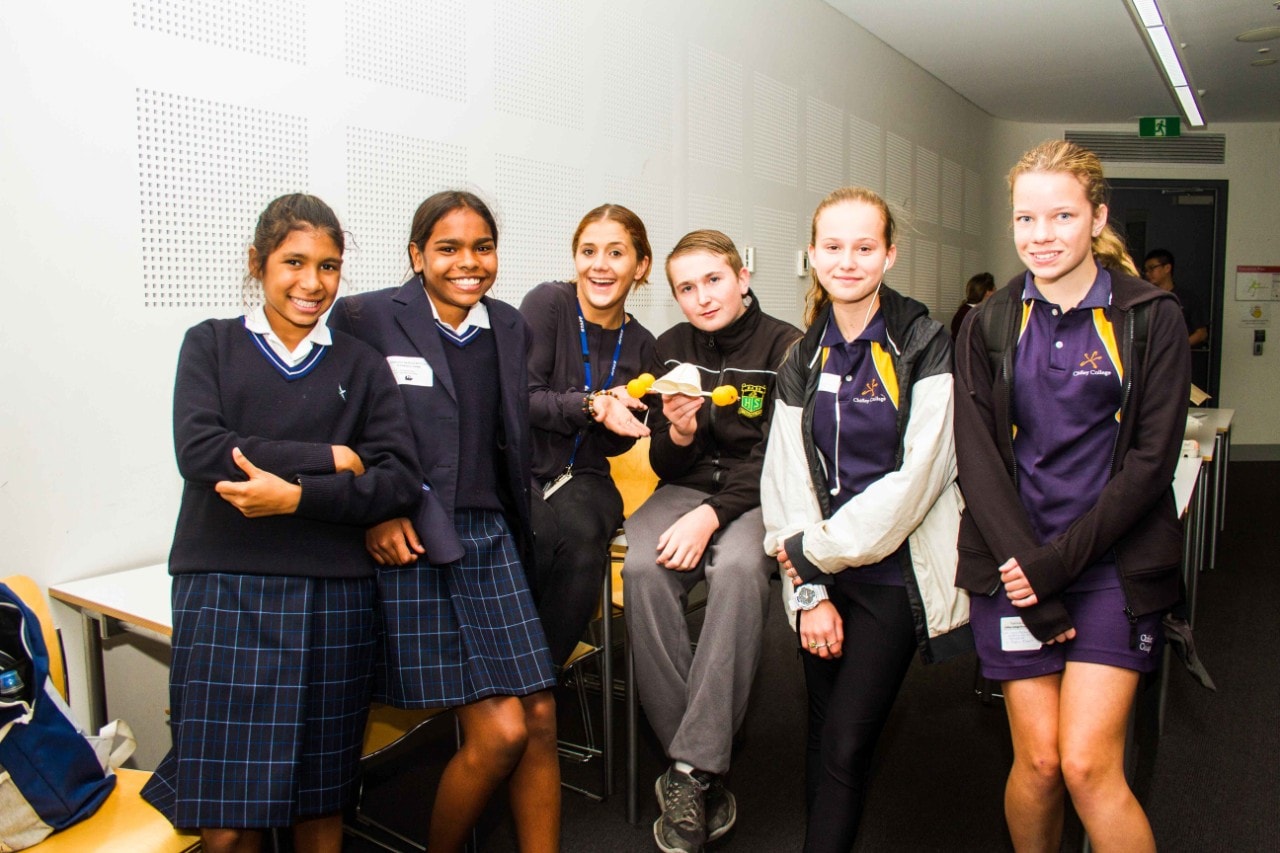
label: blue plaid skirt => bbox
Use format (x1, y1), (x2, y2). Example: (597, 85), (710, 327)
(141, 573), (376, 829)
(375, 508), (556, 707)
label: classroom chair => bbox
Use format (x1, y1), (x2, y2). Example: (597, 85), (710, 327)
(2, 574), (200, 853)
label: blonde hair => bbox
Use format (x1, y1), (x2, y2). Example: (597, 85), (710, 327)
(805, 187), (896, 328)
(664, 229), (744, 291)
(1007, 140), (1138, 277)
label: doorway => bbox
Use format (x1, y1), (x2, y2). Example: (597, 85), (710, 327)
(1108, 179), (1227, 404)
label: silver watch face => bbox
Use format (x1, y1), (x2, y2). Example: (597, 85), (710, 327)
(796, 586), (816, 608)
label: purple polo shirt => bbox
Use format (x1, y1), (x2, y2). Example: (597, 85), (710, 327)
(812, 312), (904, 585)
(1012, 265), (1122, 590)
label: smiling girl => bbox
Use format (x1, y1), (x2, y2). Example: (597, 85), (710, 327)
(143, 194), (421, 853)
(762, 187), (969, 851)
(329, 190), (560, 852)
(955, 141), (1189, 852)
(520, 204), (656, 667)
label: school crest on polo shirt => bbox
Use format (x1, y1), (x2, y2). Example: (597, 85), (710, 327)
(739, 383), (766, 418)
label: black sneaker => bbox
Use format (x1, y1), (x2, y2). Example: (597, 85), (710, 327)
(653, 765), (708, 853)
(704, 774), (737, 842)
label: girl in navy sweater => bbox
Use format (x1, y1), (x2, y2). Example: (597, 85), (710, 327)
(521, 203), (656, 667)
(330, 191), (560, 853)
(142, 194), (421, 853)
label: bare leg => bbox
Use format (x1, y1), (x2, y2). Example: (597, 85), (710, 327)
(1059, 662), (1154, 853)
(199, 828), (263, 853)
(292, 813), (344, 853)
(1002, 674), (1066, 853)
(507, 690), (560, 853)
(427, 696), (530, 853)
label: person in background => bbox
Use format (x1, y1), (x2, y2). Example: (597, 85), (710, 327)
(950, 271), (996, 337)
(955, 140), (1189, 853)
(624, 230), (801, 853)
(521, 203), (656, 667)
(143, 194), (421, 853)
(762, 186), (970, 852)
(330, 190), (560, 853)
(1142, 248), (1208, 347)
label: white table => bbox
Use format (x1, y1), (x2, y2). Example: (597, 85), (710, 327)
(49, 563), (172, 733)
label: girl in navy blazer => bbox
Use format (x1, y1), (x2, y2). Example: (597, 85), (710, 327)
(330, 190), (560, 852)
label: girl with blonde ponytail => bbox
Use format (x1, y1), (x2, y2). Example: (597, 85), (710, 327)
(954, 140), (1190, 852)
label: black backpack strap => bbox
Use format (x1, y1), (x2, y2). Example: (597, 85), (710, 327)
(980, 284), (1019, 379)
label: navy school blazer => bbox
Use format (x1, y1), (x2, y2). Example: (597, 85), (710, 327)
(329, 277), (536, 568)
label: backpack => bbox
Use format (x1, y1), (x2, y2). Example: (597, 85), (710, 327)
(0, 581), (134, 850)
(979, 282), (1151, 379)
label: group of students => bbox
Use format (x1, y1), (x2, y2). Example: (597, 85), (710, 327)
(143, 138), (1190, 853)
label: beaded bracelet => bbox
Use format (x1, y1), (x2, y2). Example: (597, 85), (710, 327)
(582, 390), (599, 420)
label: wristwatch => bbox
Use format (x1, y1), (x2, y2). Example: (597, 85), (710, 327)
(792, 584), (829, 611)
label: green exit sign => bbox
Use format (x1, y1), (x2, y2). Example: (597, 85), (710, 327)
(1139, 116), (1181, 137)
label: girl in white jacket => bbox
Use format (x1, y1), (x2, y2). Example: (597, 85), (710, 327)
(762, 186), (969, 852)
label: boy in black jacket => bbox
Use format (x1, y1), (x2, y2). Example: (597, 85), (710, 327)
(624, 230), (801, 853)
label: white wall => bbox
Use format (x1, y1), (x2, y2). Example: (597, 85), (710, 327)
(982, 120), (1280, 451)
(0, 0), (995, 766)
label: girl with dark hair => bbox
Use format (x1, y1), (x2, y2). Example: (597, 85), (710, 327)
(520, 203), (657, 667)
(955, 141), (1189, 852)
(950, 271), (996, 337)
(143, 194), (422, 853)
(762, 186), (969, 851)
(330, 190), (560, 852)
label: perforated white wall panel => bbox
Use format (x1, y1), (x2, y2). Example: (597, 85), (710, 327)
(494, 153), (586, 301)
(885, 132), (913, 215)
(914, 238), (939, 311)
(965, 249), (983, 280)
(602, 20), (676, 153)
(686, 192), (743, 248)
(941, 158), (963, 233)
(494, 0), (582, 128)
(752, 205), (803, 321)
(345, 0), (466, 99)
(688, 44), (744, 173)
(847, 115), (882, 192)
(915, 147), (939, 226)
(805, 97), (843, 196)
(138, 89), (308, 308)
(344, 128), (468, 294)
(891, 229), (912, 300)
(133, 0), (304, 63)
(752, 73), (798, 188)
(965, 168), (984, 236)
(941, 244), (963, 308)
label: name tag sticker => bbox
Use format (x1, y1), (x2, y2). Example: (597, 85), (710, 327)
(387, 356), (433, 387)
(818, 372), (841, 394)
(1000, 616), (1042, 652)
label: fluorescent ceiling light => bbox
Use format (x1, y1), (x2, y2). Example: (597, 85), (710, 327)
(1147, 26), (1188, 87)
(1174, 86), (1204, 127)
(1132, 0), (1163, 27)
(1127, 0), (1204, 126)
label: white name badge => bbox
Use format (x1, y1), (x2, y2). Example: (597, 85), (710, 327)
(1000, 616), (1043, 652)
(387, 356), (433, 387)
(818, 372), (842, 394)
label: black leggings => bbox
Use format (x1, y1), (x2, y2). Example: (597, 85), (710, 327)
(529, 472), (622, 667)
(800, 579), (917, 853)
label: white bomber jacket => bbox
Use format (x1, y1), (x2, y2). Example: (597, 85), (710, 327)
(760, 289), (971, 662)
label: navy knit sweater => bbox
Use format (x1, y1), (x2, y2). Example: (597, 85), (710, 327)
(168, 318), (422, 578)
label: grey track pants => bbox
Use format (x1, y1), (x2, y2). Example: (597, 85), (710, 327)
(622, 484), (773, 775)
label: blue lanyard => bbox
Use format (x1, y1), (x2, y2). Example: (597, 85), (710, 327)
(568, 302), (626, 469)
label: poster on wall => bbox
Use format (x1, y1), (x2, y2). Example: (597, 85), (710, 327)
(1235, 266), (1280, 301)
(1239, 303), (1270, 327)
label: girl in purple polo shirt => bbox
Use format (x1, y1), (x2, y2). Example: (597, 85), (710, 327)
(955, 141), (1189, 852)
(762, 187), (969, 851)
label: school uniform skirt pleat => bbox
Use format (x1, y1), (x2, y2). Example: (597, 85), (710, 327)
(141, 573), (376, 829)
(375, 508), (557, 708)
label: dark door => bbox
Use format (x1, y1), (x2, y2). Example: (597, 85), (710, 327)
(1108, 179), (1227, 403)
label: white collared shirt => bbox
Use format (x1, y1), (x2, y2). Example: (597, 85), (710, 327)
(428, 296), (491, 334)
(243, 305), (333, 367)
